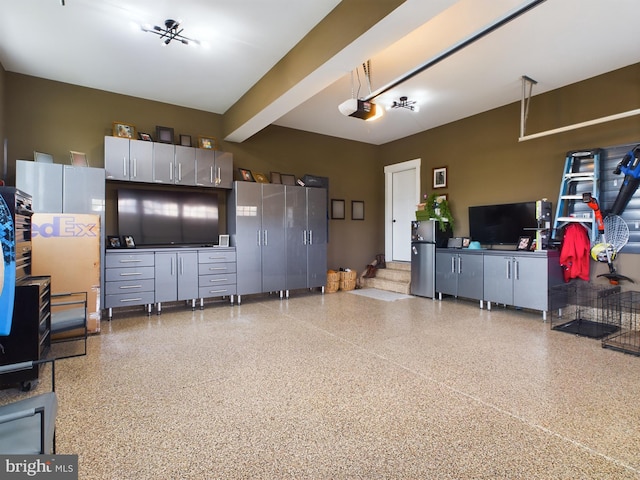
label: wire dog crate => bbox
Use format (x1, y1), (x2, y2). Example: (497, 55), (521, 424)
(549, 280), (620, 339)
(602, 291), (640, 355)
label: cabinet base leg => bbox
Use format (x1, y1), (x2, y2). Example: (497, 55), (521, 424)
(108, 307), (113, 320)
(542, 310), (547, 322)
(146, 304), (152, 315)
(487, 301), (492, 311)
(237, 295), (241, 305)
(321, 286), (325, 294)
(156, 303), (161, 315)
(286, 290), (290, 299)
(230, 295), (235, 305)
(200, 298), (204, 310)
(191, 299), (196, 311)
(479, 300), (484, 309)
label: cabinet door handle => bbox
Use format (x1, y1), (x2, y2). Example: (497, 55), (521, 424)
(119, 259), (142, 263)
(514, 259), (519, 280)
(457, 256), (462, 274)
(178, 163), (181, 181)
(133, 158), (137, 178)
(208, 267), (227, 271)
(171, 163), (174, 181)
(210, 166), (214, 184)
(309, 230), (313, 245)
(257, 230), (261, 246)
(123, 156), (127, 177)
(264, 230), (268, 246)
(119, 285), (142, 289)
(506, 259), (511, 279)
(303, 230), (307, 245)
(120, 297), (143, 303)
(451, 256), (455, 273)
(209, 278), (228, 283)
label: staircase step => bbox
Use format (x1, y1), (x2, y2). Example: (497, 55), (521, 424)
(362, 276), (411, 295)
(375, 267), (411, 282)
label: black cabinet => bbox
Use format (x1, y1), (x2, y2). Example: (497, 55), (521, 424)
(0, 276), (51, 389)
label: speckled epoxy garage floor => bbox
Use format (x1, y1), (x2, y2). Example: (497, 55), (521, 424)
(4, 289), (640, 479)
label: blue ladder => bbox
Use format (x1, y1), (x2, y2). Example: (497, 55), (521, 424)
(552, 149), (600, 243)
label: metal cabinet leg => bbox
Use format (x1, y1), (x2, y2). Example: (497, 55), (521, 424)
(108, 307), (113, 320)
(157, 303), (162, 315)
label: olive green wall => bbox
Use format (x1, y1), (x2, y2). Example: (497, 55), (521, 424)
(4, 73), (381, 272)
(0, 62), (5, 181)
(3, 64), (640, 283)
(379, 62), (640, 288)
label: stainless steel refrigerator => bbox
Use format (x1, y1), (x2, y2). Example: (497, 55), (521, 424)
(410, 220), (450, 298)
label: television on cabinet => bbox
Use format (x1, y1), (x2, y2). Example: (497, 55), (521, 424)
(468, 201), (537, 246)
(117, 188), (219, 246)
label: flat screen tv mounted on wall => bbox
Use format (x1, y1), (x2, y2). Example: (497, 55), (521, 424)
(117, 188), (219, 247)
(468, 201), (537, 246)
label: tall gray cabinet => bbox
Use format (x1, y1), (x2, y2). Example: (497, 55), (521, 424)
(228, 182), (326, 302)
(285, 185), (327, 293)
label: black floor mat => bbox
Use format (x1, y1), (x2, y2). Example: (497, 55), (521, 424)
(552, 319), (619, 339)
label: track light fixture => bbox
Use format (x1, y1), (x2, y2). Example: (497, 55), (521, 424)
(389, 96), (419, 112)
(141, 19), (200, 46)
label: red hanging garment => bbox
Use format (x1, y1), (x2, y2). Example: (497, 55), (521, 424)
(559, 223), (591, 282)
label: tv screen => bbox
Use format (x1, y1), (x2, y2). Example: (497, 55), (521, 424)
(117, 188), (219, 246)
(468, 202), (536, 245)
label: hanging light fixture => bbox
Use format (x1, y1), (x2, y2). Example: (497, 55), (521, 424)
(389, 96), (419, 112)
(141, 19), (201, 46)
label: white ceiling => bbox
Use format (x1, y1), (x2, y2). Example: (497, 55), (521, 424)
(1, 0), (639, 145)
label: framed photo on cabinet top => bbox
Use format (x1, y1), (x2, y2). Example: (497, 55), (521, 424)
(270, 172), (281, 184)
(433, 166), (447, 189)
(138, 132), (153, 142)
(281, 174), (296, 186)
(198, 135), (216, 150)
(122, 235), (136, 248)
(253, 172), (269, 183)
(107, 235), (122, 248)
(218, 234), (230, 248)
(155, 126), (174, 144)
(69, 151), (88, 167)
(238, 168), (255, 182)
(113, 122), (135, 139)
(180, 134), (192, 147)
(517, 236), (532, 251)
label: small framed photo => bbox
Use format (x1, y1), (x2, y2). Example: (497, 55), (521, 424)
(254, 172), (269, 183)
(462, 237), (471, 248)
(270, 172), (281, 184)
(138, 132), (153, 142)
(218, 234), (230, 247)
(238, 168), (254, 182)
(155, 126), (174, 144)
(351, 200), (365, 220)
(69, 151), (88, 167)
(433, 166), (447, 189)
(331, 199), (345, 220)
(180, 134), (192, 147)
(198, 135), (216, 149)
(281, 174), (296, 186)
(122, 235), (136, 249)
(113, 122), (135, 139)
(436, 194), (448, 203)
(107, 235), (122, 248)
(34, 151), (54, 163)
(517, 236), (532, 251)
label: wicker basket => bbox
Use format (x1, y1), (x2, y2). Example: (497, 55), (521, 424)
(326, 271), (340, 293)
(339, 270), (357, 291)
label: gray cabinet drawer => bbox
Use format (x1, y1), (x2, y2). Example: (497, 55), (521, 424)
(199, 284), (236, 299)
(105, 278), (155, 295)
(198, 262), (237, 275)
(104, 291), (155, 308)
(199, 273), (236, 288)
(106, 253), (154, 268)
(106, 266), (155, 281)
(198, 250), (236, 263)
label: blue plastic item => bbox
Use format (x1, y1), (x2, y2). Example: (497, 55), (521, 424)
(468, 241), (482, 249)
(0, 195), (16, 336)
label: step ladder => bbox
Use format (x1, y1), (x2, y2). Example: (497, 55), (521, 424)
(552, 149), (601, 243)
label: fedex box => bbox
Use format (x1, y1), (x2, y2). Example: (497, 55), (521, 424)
(32, 213), (101, 333)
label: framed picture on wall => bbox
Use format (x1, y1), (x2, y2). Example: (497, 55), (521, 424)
(351, 200), (364, 220)
(179, 134), (192, 147)
(331, 199), (345, 220)
(433, 166), (447, 189)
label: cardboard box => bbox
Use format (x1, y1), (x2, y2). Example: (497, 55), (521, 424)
(31, 213), (101, 333)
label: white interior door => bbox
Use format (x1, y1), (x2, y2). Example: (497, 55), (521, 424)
(384, 159), (421, 262)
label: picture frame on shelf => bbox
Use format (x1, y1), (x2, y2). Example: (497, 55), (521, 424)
(113, 122), (135, 139)
(122, 235), (136, 249)
(155, 126), (174, 144)
(107, 236), (122, 248)
(34, 151), (54, 163)
(198, 135), (216, 149)
(462, 237), (471, 248)
(281, 173), (296, 186)
(179, 134), (192, 147)
(253, 172), (269, 183)
(69, 151), (88, 167)
(436, 193), (448, 203)
(270, 172), (281, 184)
(351, 200), (365, 220)
(238, 168), (255, 182)
(331, 199), (345, 220)
(218, 234), (230, 248)
(138, 132), (153, 142)
(433, 166), (447, 189)
(517, 236), (532, 251)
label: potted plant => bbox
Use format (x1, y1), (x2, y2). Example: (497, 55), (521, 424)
(425, 193), (454, 232)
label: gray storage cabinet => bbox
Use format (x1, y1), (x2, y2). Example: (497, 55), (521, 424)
(228, 182), (286, 299)
(105, 251), (155, 318)
(435, 250), (484, 303)
(174, 145), (196, 186)
(152, 142), (176, 184)
(104, 136), (154, 182)
(195, 149), (233, 189)
(154, 250), (199, 311)
(483, 250), (563, 319)
(285, 185), (327, 292)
